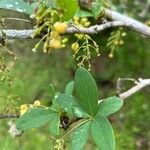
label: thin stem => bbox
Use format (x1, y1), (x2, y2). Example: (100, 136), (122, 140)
(58, 119), (90, 141)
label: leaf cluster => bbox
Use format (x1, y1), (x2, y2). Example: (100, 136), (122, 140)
(16, 67), (123, 150)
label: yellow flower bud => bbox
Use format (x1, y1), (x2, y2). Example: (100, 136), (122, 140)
(81, 18), (88, 23)
(50, 31), (60, 39)
(119, 40), (124, 45)
(20, 109), (28, 115)
(62, 38), (68, 43)
(84, 21), (91, 27)
(20, 104), (28, 110)
(76, 34), (84, 40)
(20, 104), (29, 115)
(114, 40), (119, 45)
(34, 100), (41, 106)
(71, 42), (79, 51)
(122, 32), (127, 37)
(53, 22), (68, 34)
(73, 16), (79, 22)
(61, 44), (66, 48)
(108, 53), (114, 58)
(49, 39), (61, 49)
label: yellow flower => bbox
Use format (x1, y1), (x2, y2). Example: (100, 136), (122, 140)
(53, 22), (68, 34)
(49, 39), (61, 49)
(50, 31), (60, 39)
(33, 100), (41, 106)
(108, 53), (114, 58)
(84, 21), (91, 27)
(20, 104), (29, 115)
(20, 104), (28, 110)
(73, 16), (79, 22)
(119, 40), (124, 45)
(81, 17), (88, 23)
(71, 42), (79, 51)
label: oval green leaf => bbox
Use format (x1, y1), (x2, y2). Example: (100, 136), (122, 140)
(0, 0), (33, 15)
(91, 117), (115, 150)
(97, 97), (123, 117)
(16, 108), (55, 130)
(74, 67), (98, 116)
(72, 121), (90, 150)
(49, 113), (60, 136)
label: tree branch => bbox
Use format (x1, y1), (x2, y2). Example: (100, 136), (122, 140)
(119, 78), (150, 100)
(104, 9), (150, 37)
(1, 19), (150, 39)
(0, 113), (19, 119)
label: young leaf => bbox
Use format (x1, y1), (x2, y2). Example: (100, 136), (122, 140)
(0, 0), (33, 15)
(97, 97), (123, 117)
(56, 93), (78, 116)
(74, 67), (98, 116)
(65, 81), (74, 95)
(75, 10), (93, 17)
(16, 108), (55, 130)
(91, 117), (115, 150)
(49, 83), (55, 100)
(71, 121), (90, 150)
(49, 113), (60, 136)
(57, 0), (78, 21)
(91, 0), (103, 18)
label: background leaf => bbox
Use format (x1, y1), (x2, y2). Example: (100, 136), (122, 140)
(16, 108), (55, 130)
(74, 67), (98, 116)
(91, 117), (115, 150)
(57, 0), (78, 21)
(71, 121), (90, 150)
(91, 0), (103, 18)
(49, 83), (55, 100)
(97, 97), (123, 117)
(0, 0), (33, 15)
(75, 10), (93, 17)
(65, 81), (74, 95)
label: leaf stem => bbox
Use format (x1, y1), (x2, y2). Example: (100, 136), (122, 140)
(58, 118), (90, 141)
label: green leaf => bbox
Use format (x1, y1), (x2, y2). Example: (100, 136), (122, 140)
(75, 10), (93, 17)
(16, 108), (55, 130)
(97, 97), (123, 117)
(56, 93), (78, 116)
(65, 81), (74, 95)
(73, 107), (83, 118)
(91, 117), (115, 150)
(49, 113), (60, 136)
(91, 0), (103, 18)
(74, 67), (98, 116)
(47, 0), (57, 8)
(49, 83), (55, 100)
(57, 0), (78, 21)
(0, 0), (33, 15)
(72, 121), (90, 150)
